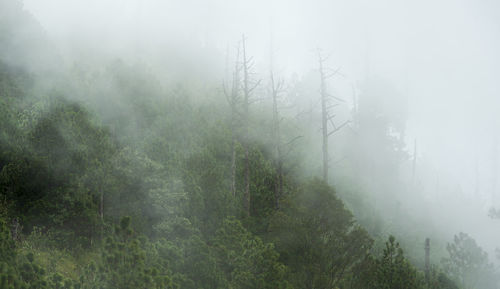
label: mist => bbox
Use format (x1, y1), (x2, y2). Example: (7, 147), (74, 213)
(1, 0), (500, 287)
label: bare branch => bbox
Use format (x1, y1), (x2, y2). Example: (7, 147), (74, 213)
(294, 108), (313, 119)
(284, 135), (303, 147)
(328, 120), (350, 136)
(248, 97), (266, 104)
(324, 66), (342, 79)
(248, 79), (261, 93)
(326, 93), (345, 102)
(346, 123), (357, 135)
(328, 116), (337, 131)
(327, 103), (340, 110)
(316, 48), (332, 63)
(282, 136), (304, 157)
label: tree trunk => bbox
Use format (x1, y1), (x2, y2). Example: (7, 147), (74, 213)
(271, 72), (282, 209)
(229, 46), (240, 198)
(492, 136), (498, 204)
(318, 52), (329, 184)
(242, 35), (251, 216)
(412, 138), (417, 184)
(231, 136), (236, 197)
(425, 238), (430, 283)
(100, 188), (104, 240)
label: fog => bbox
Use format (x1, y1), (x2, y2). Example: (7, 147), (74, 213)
(19, 0), (500, 269)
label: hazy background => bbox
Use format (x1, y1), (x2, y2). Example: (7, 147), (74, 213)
(21, 0), (500, 256)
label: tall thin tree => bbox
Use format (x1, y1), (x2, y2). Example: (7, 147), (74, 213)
(270, 71), (285, 208)
(241, 35), (260, 215)
(317, 49), (349, 184)
(425, 238), (430, 283)
(223, 42), (242, 198)
(412, 138), (417, 184)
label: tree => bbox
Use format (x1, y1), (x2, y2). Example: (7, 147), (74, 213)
(270, 71), (285, 209)
(223, 43), (242, 199)
(426, 267), (459, 289)
(442, 232), (498, 289)
(316, 50), (349, 184)
(214, 217), (290, 289)
(223, 37), (260, 216)
(374, 235), (422, 289)
(269, 178), (372, 288)
(240, 36), (261, 216)
(91, 217), (177, 289)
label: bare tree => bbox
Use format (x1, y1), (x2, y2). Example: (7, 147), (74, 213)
(425, 238), (430, 282)
(241, 35), (260, 216)
(270, 71), (285, 209)
(223, 36), (260, 215)
(223, 42), (242, 198)
(317, 49), (349, 184)
(412, 138), (417, 184)
(268, 41), (302, 208)
(492, 135), (498, 204)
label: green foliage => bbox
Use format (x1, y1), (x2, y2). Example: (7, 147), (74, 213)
(442, 232), (498, 289)
(0, 12), (466, 288)
(182, 134), (234, 236)
(426, 267), (459, 289)
(347, 236), (428, 289)
(374, 235), (422, 289)
(214, 217), (290, 289)
(269, 178), (372, 288)
(245, 146), (279, 231)
(0, 220), (15, 263)
(78, 217), (177, 289)
(0, 99), (109, 246)
(0, 214), (76, 289)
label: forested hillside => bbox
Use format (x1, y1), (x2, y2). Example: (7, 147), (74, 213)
(0, 1), (497, 288)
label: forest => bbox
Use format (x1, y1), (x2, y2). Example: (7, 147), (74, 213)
(0, 0), (499, 288)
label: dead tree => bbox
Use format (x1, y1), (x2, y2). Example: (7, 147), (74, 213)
(268, 52), (302, 209)
(412, 138), (417, 184)
(223, 43), (242, 198)
(317, 49), (349, 184)
(492, 136), (498, 204)
(425, 238), (430, 282)
(241, 35), (260, 216)
(270, 71), (285, 209)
